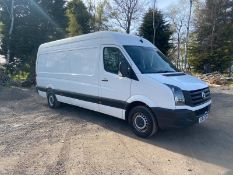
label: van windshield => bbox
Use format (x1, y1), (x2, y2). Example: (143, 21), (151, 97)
(124, 46), (179, 74)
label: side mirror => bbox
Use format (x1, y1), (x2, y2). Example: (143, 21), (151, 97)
(119, 61), (130, 77)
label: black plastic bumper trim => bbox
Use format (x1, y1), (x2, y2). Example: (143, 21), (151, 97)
(36, 86), (127, 109)
(152, 105), (211, 129)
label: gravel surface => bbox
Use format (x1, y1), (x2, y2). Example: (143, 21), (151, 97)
(0, 86), (233, 175)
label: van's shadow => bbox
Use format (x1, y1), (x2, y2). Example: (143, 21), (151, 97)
(53, 92), (233, 171)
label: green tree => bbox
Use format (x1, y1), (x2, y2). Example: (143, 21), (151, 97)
(139, 9), (173, 55)
(189, 0), (233, 73)
(66, 0), (91, 36)
(0, 0), (67, 75)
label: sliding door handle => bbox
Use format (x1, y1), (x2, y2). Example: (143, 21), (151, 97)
(101, 79), (108, 82)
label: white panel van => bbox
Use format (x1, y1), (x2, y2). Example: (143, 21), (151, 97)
(36, 31), (211, 138)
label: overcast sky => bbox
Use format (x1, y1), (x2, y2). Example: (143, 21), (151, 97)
(129, 0), (180, 33)
(155, 0), (179, 11)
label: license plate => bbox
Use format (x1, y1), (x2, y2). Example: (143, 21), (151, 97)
(199, 112), (208, 123)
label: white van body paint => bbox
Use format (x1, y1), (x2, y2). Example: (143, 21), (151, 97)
(36, 31), (211, 124)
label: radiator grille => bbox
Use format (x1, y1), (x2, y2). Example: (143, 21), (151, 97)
(183, 87), (211, 107)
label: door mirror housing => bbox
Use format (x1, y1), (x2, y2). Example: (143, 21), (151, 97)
(119, 61), (130, 77)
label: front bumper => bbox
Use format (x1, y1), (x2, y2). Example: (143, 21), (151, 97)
(152, 104), (211, 129)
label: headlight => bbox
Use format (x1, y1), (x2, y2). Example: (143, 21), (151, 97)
(166, 85), (185, 106)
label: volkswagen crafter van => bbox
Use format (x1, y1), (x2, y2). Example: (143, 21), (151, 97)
(36, 31), (211, 138)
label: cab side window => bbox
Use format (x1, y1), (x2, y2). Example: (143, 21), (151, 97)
(103, 47), (126, 74)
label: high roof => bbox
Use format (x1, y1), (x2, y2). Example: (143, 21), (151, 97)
(39, 31), (154, 49)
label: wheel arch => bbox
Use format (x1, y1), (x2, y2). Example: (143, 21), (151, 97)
(45, 85), (55, 94)
(125, 95), (157, 123)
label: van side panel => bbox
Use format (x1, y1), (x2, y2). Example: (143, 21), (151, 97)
(37, 42), (100, 112)
(56, 95), (99, 113)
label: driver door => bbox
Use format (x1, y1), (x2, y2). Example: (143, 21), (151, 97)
(99, 45), (132, 119)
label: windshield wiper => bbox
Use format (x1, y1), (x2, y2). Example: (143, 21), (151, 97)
(154, 71), (176, 73)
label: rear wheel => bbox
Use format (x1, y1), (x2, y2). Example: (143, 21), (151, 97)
(47, 91), (60, 108)
(129, 106), (158, 138)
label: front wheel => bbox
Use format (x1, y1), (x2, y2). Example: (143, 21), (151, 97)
(129, 106), (158, 138)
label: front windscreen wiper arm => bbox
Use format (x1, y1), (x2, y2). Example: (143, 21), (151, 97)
(155, 71), (176, 73)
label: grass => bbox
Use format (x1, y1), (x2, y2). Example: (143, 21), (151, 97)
(228, 81), (233, 87)
(11, 71), (29, 81)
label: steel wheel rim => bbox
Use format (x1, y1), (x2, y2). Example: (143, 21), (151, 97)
(49, 95), (55, 106)
(133, 112), (149, 132)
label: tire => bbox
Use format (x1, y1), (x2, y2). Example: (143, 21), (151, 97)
(129, 106), (158, 138)
(47, 91), (60, 108)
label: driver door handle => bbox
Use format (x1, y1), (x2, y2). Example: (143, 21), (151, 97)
(101, 79), (108, 82)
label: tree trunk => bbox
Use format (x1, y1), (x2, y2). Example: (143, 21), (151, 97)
(153, 0), (156, 44)
(184, 0), (192, 71)
(229, 62), (232, 77)
(210, 3), (216, 53)
(126, 14), (132, 34)
(6, 0), (14, 64)
(177, 32), (180, 69)
(126, 25), (130, 34)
